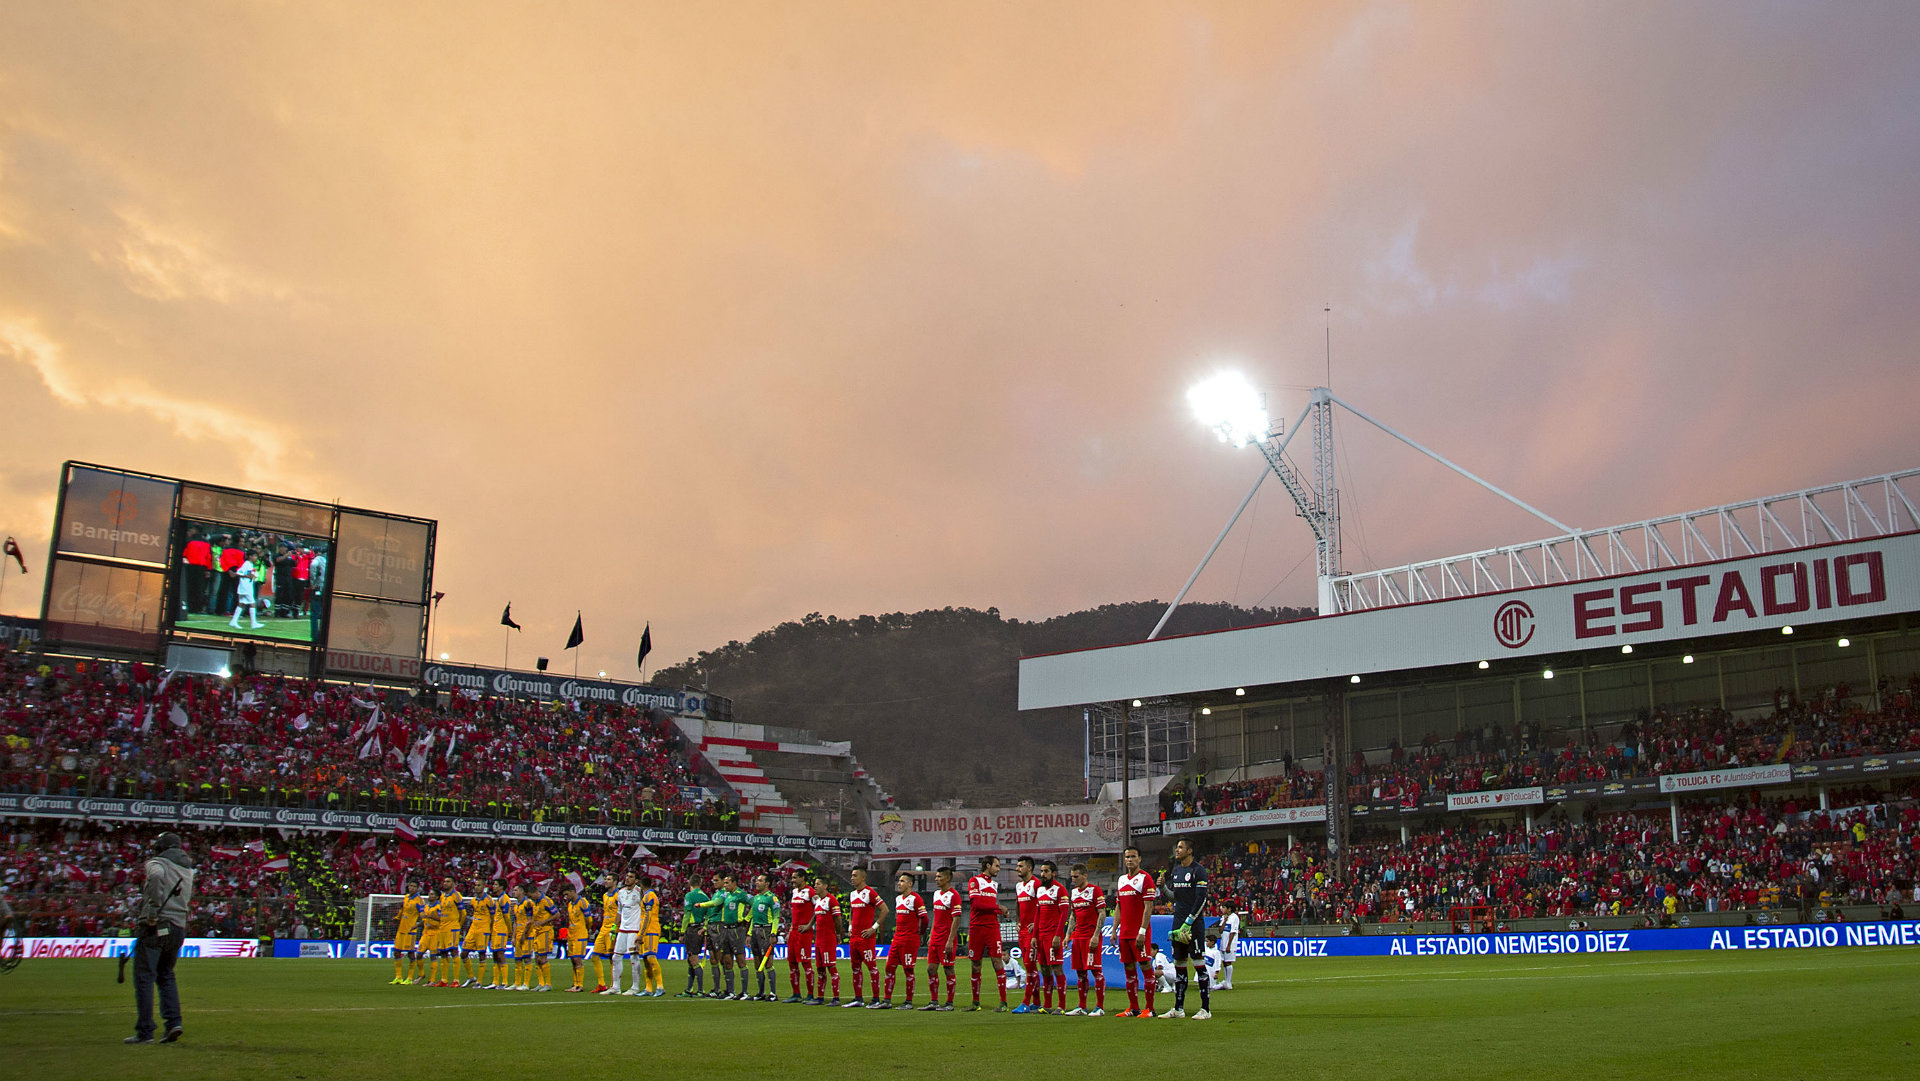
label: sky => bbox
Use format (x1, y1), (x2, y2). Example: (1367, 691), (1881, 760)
(3, 1), (1919, 677)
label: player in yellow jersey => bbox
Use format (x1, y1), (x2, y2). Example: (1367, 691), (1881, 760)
(391, 885), (426, 984)
(427, 878), (463, 986)
(506, 884), (530, 989)
(633, 875), (664, 996)
(486, 879), (513, 988)
(525, 880), (558, 991)
(591, 874), (620, 993)
(461, 881), (495, 987)
(562, 884), (592, 991)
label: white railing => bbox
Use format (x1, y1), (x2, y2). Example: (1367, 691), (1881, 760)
(1329, 469), (1920, 613)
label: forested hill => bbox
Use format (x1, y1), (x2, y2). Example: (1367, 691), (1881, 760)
(653, 601), (1310, 808)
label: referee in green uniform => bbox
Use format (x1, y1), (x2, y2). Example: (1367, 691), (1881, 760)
(704, 874), (751, 999)
(748, 874), (782, 1001)
(678, 881), (711, 997)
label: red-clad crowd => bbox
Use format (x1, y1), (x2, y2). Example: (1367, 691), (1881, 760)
(1170, 676), (1920, 820)
(1, 653), (722, 825)
(1202, 780), (1920, 927)
(1, 819), (798, 940)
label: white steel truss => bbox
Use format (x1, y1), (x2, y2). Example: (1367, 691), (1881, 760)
(1329, 469), (1920, 613)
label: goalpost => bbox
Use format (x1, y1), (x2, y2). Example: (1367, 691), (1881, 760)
(356, 894), (407, 951)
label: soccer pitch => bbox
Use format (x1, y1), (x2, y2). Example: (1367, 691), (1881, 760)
(2, 951), (1914, 1080)
(171, 614), (315, 644)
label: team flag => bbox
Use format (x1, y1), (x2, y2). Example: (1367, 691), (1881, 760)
(262, 856), (291, 872)
(2, 536), (25, 573)
(168, 703), (190, 728)
(565, 613), (584, 650)
(243, 839), (266, 853)
(394, 820), (419, 844)
(501, 603), (522, 631)
(681, 847), (706, 863)
(637, 623), (651, 669)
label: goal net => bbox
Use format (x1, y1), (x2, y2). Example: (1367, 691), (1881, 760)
(355, 894), (407, 949)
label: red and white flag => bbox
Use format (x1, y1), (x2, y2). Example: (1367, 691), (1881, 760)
(243, 839), (266, 853)
(681, 847), (706, 864)
(564, 871), (585, 893)
(406, 732), (435, 780)
(291, 712), (309, 731)
(168, 703), (190, 728)
(776, 859), (809, 873)
(262, 856), (290, 872)
(393, 820), (419, 844)
(640, 861), (671, 881)
(210, 846), (242, 859)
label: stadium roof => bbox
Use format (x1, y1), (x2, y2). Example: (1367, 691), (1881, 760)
(1021, 497), (1920, 711)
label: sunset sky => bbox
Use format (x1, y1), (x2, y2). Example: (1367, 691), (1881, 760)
(4, 2), (1918, 676)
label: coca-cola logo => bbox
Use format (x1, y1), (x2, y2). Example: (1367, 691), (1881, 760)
(54, 585), (151, 627)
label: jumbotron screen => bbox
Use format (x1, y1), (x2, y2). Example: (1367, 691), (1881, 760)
(171, 521), (333, 645)
(43, 462), (435, 671)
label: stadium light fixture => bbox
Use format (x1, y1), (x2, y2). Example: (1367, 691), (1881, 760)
(440, 652), (450, 660)
(1187, 371), (1269, 447)
(1781, 625), (1794, 635)
(217, 666), (230, 679)
(599, 671), (607, 677)
(1234, 687), (1245, 696)
(1543, 669), (1555, 679)
(1620, 644), (1633, 654)
(1683, 655), (1695, 664)
(1477, 660), (1489, 670)
(1200, 707), (1212, 715)
(1131, 699), (1142, 707)
(1838, 637), (1851, 648)
(1349, 675), (1361, 684)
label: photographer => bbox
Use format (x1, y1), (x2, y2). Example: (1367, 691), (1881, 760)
(125, 832), (194, 1045)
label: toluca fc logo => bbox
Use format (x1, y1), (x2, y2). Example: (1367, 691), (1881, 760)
(1493, 600), (1535, 649)
(100, 490), (138, 525)
(356, 607), (394, 651)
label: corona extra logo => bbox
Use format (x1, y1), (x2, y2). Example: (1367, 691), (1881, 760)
(1493, 600), (1536, 649)
(100, 490), (139, 525)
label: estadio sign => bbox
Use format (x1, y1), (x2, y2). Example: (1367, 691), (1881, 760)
(870, 802), (1126, 858)
(1020, 533), (1920, 709)
(1232, 921), (1920, 958)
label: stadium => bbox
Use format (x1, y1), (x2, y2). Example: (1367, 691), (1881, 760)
(5, 8), (1920, 1081)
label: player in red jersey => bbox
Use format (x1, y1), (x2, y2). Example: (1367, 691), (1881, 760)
(964, 855), (1010, 1012)
(1112, 844), (1157, 1017)
(810, 871), (843, 1005)
(1066, 863), (1107, 1016)
(1011, 857), (1039, 1012)
(1032, 861), (1069, 1014)
(917, 866), (960, 1011)
(875, 871), (924, 1009)
(841, 868), (886, 1006)
(783, 874), (816, 1002)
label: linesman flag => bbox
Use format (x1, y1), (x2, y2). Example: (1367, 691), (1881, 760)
(501, 603), (522, 631)
(637, 623), (651, 670)
(2, 537), (25, 574)
(565, 612), (584, 650)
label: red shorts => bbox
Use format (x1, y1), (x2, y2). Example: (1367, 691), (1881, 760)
(813, 936), (839, 962)
(1018, 929), (1035, 963)
(926, 932), (956, 965)
(787, 932), (812, 959)
(887, 935), (920, 964)
(1070, 935), (1099, 970)
(1034, 931), (1063, 966)
(1117, 933), (1148, 965)
(968, 921), (1001, 960)
(848, 938), (876, 965)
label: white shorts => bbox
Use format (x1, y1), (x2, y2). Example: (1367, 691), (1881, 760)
(1220, 935), (1238, 958)
(615, 931), (639, 955)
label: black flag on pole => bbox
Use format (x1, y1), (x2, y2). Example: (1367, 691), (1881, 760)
(637, 623), (652, 670)
(565, 613), (584, 650)
(501, 604), (522, 631)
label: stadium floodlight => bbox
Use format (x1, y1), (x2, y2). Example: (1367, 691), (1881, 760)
(1781, 625), (1794, 635)
(1234, 687), (1245, 696)
(1838, 637), (1851, 647)
(1349, 675), (1361, 684)
(1131, 699), (1143, 707)
(1620, 644), (1633, 654)
(1477, 660), (1489, 669)
(1200, 707), (1212, 715)
(440, 652), (450, 660)
(1543, 669), (1555, 679)
(1187, 372), (1269, 447)
(1683, 655), (1695, 664)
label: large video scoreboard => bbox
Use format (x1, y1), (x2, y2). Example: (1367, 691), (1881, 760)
(38, 462), (436, 678)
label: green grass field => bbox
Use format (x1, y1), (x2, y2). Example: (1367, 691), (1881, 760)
(2, 951), (1915, 1080)
(172, 614), (315, 644)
